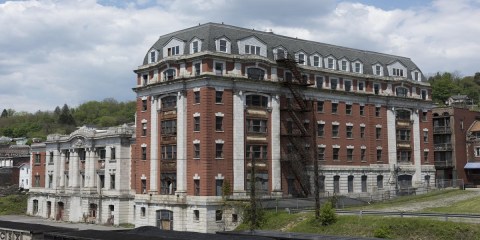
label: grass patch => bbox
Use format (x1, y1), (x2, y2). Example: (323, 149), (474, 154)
(290, 215), (480, 240)
(235, 210), (306, 231)
(0, 194), (28, 215)
(347, 189), (469, 211)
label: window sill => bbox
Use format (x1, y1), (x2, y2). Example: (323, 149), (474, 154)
(215, 103), (224, 105)
(215, 158), (224, 160)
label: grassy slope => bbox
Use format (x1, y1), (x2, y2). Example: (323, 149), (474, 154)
(0, 194), (28, 215)
(235, 190), (480, 239)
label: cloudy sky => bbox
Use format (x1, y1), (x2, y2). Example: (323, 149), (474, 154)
(1, 0), (479, 112)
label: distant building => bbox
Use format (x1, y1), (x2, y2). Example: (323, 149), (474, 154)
(19, 163), (31, 190)
(433, 106), (480, 185)
(0, 144), (30, 187)
(465, 119), (480, 185)
(27, 125), (135, 225)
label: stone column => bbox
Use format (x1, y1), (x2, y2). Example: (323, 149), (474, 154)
(86, 148), (95, 188)
(176, 91), (187, 195)
(271, 95), (282, 194)
(387, 107), (397, 171)
(412, 110), (422, 184)
(233, 91), (246, 195)
(150, 97), (159, 194)
(71, 150), (79, 188)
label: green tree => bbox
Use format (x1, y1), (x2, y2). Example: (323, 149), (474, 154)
(1, 109), (7, 118)
(429, 72), (461, 105)
(58, 104), (75, 125)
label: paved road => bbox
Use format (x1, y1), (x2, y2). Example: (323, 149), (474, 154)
(0, 215), (127, 231)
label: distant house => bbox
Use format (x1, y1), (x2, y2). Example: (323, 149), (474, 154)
(0, 145), (30, 187)
(19, 163), (31, 190)
(447, 94), (473, 107)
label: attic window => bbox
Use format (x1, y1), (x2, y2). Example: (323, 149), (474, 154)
(392, 68), (404, 77)
(219, 40), (227, 52)
(297, 53), (306, 64)
(340, 60), (348, 71)
(149, 51), (156, 63)
(312, 56), (320, 67)
(245, 45), (261, 55)
(327, 58), (335, 69)
(192, 41), (199, 53)
(168, 46), (180, 56)
(354, 62), (362, 73)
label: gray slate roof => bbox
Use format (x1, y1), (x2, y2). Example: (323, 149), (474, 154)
(144, 22), (424, 81)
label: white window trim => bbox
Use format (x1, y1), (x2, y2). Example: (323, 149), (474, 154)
(213, 60), (226, 76)
(245, 66), (267, 80)
(148, 49), (157, 64)
(338, 59), (349, 72)
(352, 61), (363, 74)
(190, 38), (202, 54)
(412, 70), (421, 81)
(357, 80), (365, 92)
(325, 57), (336, 70)
(216, 38), (231, 53)
(373, 64), (383, 76)
(310, 54), (322, 67)
(343, 79), (352, 92)
(295, 52), (307, 65)
(273, 47), (287, 60)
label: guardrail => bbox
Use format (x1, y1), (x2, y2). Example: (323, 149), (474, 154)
(289, 209), (480, 222)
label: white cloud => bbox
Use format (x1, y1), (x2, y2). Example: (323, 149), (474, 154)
(0, 0), (479, 112)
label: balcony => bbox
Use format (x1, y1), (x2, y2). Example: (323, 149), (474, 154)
(396, 119), (412, 127)
(396, 140), (411, 149)
(434, 160), (454, 169)
(434, 143), (453, 151)
(434, 126), (452, 134)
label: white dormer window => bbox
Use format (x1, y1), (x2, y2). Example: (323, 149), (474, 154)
(168, 46), (180, 56)
(311, 55), (321, 67)
(373, 64), (383, 76)
(274, 48), (286, 60)
(392, 68), (403, 76)
(216, 37), (231, 53)
(245, 45), (261, 55)
(412, 70), (421, 81)
(387, 61), (407, 77)
(353, 61), (363, 73)
(325, 57), (336, 69)
(149, 50), (157, 63)
(190, 39), (202, 54)
(238, 37), (266, 57)
(339, 59), (349, 71)
(296, 52), (306, 65)
(163, 38), (185, 58)
(219, 40), (227, 52)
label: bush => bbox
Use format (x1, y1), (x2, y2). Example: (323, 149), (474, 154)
(319, 201), (337, 226)
(373, 226), (392, 238)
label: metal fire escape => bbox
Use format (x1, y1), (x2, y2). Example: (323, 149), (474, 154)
(277, 55), (318, 197)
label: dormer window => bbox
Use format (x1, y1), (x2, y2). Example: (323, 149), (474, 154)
(412, 70), (421, 81)
(326, 57), (336, 69)
(245, 45), (261, 55)
(275, 49), (286, 60)
(312, 55), (321, 67)
(168, 46), (180, 56)
(296, 53), (306, 65)
(353, 62), (362, 73)
(375, 65), (382, 76)
(149, 50), (157, 63)
(392, 68), (404, 76)
(340, 60), (348, 71)
(219, 40), (227, 52)
(192, 41), (199, 53)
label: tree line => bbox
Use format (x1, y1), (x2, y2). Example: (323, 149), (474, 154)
(0, 98), (135, 141)
(429, 72), (480, 107)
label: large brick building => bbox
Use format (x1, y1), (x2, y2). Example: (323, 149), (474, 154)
(27, 23), (436, 233)
(131, 23), (435, 231)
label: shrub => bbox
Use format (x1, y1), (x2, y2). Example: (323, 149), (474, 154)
(373, 226), (391, 238)
(319, 201), (337, 226)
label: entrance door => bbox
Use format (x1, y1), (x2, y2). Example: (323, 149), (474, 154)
(47, 201), (52, 218)
(156, 210), (173, 230)
(56, 202), (64, 221)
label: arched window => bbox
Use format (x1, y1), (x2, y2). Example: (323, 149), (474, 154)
(396, 110), (411, 120)
(247, 68), (265, 80)
(163, 69), (176, 81)
(246, 95), (268, 108)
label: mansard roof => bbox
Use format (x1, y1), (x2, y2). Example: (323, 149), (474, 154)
(144, 22), (424, 80)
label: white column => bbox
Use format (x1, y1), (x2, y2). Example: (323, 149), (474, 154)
(386, 107), (397, 170)
(271, 67), (278, 81)
(86, 149), (94, 188)
(59, 151), (65, 188)
(412, 110), (422, 184)
(71, 150), (79, 188)
(233, 91), (246, 195)
(176, 91), (187, 195)
(150, 97), (159, 193)
(271, 95), (282, 193)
